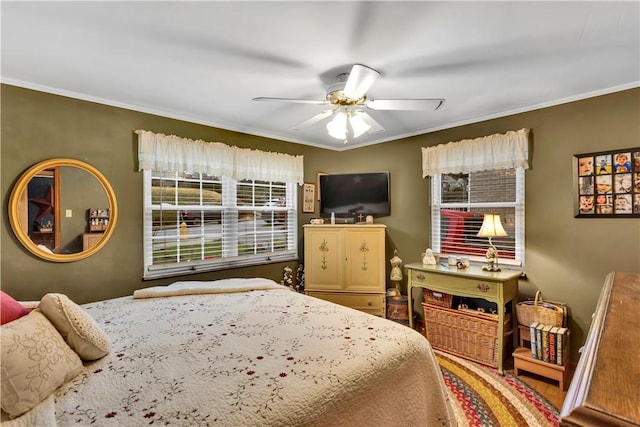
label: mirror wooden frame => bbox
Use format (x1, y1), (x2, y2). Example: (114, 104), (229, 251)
(9, 158), (118, 262)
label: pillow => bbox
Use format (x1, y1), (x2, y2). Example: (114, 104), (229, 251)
(1, 310), (83, 417)
(39, 293), (111, 361)
(1, 291), (29, 325)
(36, 244), (54, 254)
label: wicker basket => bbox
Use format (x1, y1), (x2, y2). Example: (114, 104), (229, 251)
(515, 291), (564, 327)
(422, 289), (453, 308)
(422, 303), (513, 367)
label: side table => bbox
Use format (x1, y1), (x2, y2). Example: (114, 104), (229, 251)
(513, 347), (569, 390)
(406, 263), (521, 374)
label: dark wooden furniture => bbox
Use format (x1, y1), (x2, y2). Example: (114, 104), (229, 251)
(560, 271), (640, 427)
(88, 208), (110, 232)
(30, 231), (55, 251)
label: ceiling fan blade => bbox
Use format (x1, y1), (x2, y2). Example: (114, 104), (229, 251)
(365, 98), (445, 111)
(343, 64), (380, 100)
(252, 97), (327, 105)
(291, 110), (335, 130)
(356, 111), (385, 134)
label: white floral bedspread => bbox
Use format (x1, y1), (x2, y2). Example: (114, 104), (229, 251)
(5, 278), (454, 426)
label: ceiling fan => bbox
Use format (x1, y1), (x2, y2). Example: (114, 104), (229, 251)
(253, 64), (445, 142)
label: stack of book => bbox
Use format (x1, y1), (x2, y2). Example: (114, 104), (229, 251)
(529, 321), (570, 365)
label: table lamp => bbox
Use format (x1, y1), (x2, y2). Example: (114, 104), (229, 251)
(476, 212), (507, 271)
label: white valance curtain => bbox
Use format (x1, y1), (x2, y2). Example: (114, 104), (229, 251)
(422, 128), (530, 177)
(136, 130), (304, 184)
(233, 146), (303, 184)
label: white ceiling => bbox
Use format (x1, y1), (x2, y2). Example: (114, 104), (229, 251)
(2, 1), (639, 151)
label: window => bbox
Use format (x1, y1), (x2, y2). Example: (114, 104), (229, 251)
(431, 168), (525, 266)
(422, 129), (529, 267)
(136, 129), (303, 279)
(143, 170), (297, 278)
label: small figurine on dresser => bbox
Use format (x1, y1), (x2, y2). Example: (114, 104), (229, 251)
(484, 246), (497, 271)
(456, 257), (470, 269)
(422, 248), (437, 266)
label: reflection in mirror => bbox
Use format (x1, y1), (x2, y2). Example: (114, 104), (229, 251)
(26, 167), (59, 252)
(9, 158), (118, 262)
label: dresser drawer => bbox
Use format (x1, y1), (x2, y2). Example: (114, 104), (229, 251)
(410, 270), (498, 298)
(306, 291), (385, 316)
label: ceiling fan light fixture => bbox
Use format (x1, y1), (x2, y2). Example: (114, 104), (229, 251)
(327, 112), (348, 140)
(349, 113), (371, 138)
(326, 110), (372, 141)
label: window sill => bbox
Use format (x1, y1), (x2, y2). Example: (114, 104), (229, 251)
(143, 254), (299, 281)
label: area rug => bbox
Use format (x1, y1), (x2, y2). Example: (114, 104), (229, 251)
(435, 350), (559, 427)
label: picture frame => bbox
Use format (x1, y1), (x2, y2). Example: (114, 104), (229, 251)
(302, 182), (316, 213)
(573, 147), (640, 218)
(316, 172), (327, 200)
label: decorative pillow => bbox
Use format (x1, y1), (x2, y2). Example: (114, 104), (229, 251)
(1, 291), (29, 325)
(1, 310), (83, 417)
(38, 293), (111, 361)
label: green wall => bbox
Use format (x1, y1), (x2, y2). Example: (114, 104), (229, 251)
(2, 84), (638, 362)
(59, 166), (109, 253)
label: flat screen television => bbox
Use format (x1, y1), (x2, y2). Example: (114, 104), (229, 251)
(319, 172), (390, 218)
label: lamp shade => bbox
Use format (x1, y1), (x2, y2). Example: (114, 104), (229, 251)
(349, 114), (371, 138)
(476, 213), (508, 238)
(327, 112), (347, 139)
(327, 110), (372, 140)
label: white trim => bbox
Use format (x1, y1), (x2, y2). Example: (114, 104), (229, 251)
(143, 253), (300, 281)
(3, 78), (637, 152)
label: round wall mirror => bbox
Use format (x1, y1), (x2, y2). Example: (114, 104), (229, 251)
(9, 158), (118, 262)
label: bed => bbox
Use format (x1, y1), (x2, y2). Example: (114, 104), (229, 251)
(1, 278), (454, 426)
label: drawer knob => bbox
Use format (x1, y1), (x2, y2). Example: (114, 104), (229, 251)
(416, 273), (425, 281)
(368, 300), (372, 306)
(477, 283), (490, 292)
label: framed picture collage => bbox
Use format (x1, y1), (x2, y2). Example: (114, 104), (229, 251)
(574, 147), (640, 217)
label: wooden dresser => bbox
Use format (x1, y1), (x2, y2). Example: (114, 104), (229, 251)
(303, 224), (386, 317)
(560, 271), (640, 427)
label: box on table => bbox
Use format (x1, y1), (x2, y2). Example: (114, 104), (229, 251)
(422, 289), (453, 308)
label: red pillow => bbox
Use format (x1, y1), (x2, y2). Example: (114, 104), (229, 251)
(1, 291), (29, 325)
